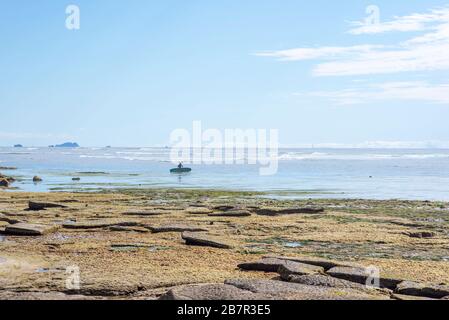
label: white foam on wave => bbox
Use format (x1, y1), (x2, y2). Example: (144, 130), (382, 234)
(278, 152), (449, 161)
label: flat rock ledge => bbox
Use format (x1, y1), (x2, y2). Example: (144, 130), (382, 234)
(208, 210), (252, 217)
(238, 258), (324, 278)
(28, 201), (67, 211)
(226, 279), (389, 300)
(263, 255), (346, 271)
(185, 207), (213, 215)
(181, 232), (233, 249)
(148, 224), (208, 233)
(159, 279), (389, 300)
(63, 221), (139, 230)
(0, 213), (22, 225)
(108, 226), (150, 233)
(288, 274), (388, 294)
(4, 223), (60, 236)
(326, 266), (403, 290)
(159, 284), (265, 300)
(122, 210), (169, 216)
(238, 258), (290, 273)
(395, 281), (449, 299)
(234, 256), (449, 300)
(405, 231), (436, 239)
(254, 206), (324, 216)
(278, 261), (325, 280)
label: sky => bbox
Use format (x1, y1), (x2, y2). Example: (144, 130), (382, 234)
(1, 0), (449, 147)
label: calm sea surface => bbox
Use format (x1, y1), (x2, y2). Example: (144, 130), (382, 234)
(1, 147), (449, 201)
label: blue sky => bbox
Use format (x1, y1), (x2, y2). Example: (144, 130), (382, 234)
(1, 0), (449, 147)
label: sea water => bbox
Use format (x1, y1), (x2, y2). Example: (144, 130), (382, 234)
(1, 147), (449, 201)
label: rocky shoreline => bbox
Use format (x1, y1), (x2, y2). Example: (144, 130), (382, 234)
(0, 188), (448, 300)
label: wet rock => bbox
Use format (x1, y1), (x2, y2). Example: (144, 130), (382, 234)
(263, 255), (345, 271)
(33, 176), (43, 182)
(159, 284), (264, 300)
(0, 179), (10, 188)
(28, 201), (67, 211)
(224, 279), (389, 300)
(327, 266), (403, 290)
(148, 224), (208, 233)
(406, 231), (436, 239)
(208, 210), (252, 217)
(395, 281), (449, 299)
(278, 261), (324, 280)
(0, 174), (15, 182)
(255, 206), (324, 216)
(4, 223), (59, 236)
(182, 232), (233, 249)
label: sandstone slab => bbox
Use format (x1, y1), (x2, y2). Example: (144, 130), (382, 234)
(28, 201), (67, 211)
(185, 207), (213, 215)
(63, 221), (138, 229)
(255, 206), (324, 216)
(122, 210), (168, 216)
(224, 279), (389, 300)
(108, 226), (149, 233)
(406, 231), (436, 239)
(327, 266), (403, 290)
(148, 224), (208, 233)
(208, 210), (251, 217)
(182, 232), (232, 249)
(391, 293), (436, 300)
(395, 281), (449, 299)
(159, 284), (264, 300)
(288, 274), (378, 291)
(238, 258), (289, 273)
(4, 223), (59, 236)
(264, 255), (344, 270)
(278, 261), (324, 280)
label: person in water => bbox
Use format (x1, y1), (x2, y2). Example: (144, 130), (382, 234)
(178, 162), (183, 169)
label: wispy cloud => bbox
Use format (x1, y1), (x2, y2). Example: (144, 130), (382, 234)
(348, 7), (449, 35)
(254, 45), (382, 61)
(298, 81), (449, 105)
(256, 7), (449, 77)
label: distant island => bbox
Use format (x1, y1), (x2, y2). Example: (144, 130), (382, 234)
(13, 144), (23, 148)
(49, 142), (80, 148)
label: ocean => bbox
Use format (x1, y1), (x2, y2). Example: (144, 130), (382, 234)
(1, 147), (449, 201)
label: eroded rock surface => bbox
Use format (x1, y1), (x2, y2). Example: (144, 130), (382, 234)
(327, 266), (403, 290)
(159, 284), (264, 300)
(255, 206), (324, 216)
(148, 224), (208, 233)
(182, 232), (233, 249)
(224, 279), (389, 300)
(208, 210), (252, 217)
(395, 281), (449, 299)
(4, 223), (59, 236)
(28, 201), (67, 211)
